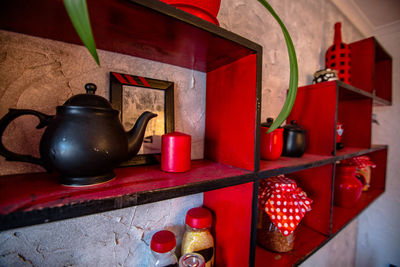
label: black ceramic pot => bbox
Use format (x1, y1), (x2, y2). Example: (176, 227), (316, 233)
(282, 120), (306, 157)
(0, 83), (157, 186)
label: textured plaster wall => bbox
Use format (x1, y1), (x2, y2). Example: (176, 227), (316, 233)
(0, 0), (378, 266)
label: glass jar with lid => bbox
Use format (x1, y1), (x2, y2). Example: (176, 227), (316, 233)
(149, 230), (179, 267)
(179, 253), (205, 267)
(181, 207), (214, 267)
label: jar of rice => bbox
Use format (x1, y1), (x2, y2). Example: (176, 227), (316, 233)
(181, 207), (214, 267)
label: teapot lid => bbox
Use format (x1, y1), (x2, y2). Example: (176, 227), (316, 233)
(283, 120), (305, 133)
(63, 83), (113, 109)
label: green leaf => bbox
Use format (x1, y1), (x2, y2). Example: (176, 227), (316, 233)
(257, 0), (298, 133)
(63, 0), (100, 66)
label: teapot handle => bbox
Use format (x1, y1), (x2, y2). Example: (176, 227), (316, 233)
(0, 109), (53, 171)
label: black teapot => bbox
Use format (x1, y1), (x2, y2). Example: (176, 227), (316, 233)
(0, 83), (157, 186)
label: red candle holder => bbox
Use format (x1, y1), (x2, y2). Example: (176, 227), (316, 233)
(161, 132), (191, 172)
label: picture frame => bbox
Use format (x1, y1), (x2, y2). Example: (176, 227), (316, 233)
(110, 72), (174, 166)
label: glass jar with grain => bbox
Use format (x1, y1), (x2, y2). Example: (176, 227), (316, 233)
(181, 207), (214, 267)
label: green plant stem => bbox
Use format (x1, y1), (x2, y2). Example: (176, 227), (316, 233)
(257, 0), (298, 133)
(63, 0), (100, 66)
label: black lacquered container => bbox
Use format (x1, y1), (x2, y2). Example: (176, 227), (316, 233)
(282, 120), (306, 157)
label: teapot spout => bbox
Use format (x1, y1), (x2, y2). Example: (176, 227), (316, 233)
(127, 111), (157, 159)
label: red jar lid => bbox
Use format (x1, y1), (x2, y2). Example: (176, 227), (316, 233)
(150, 230), (176, 253)
(185, 207), (212, 229)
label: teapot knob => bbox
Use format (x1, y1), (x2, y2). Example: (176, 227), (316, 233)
(85, 83), (97, 94)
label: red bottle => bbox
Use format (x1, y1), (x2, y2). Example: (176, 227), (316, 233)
(260, 118), (283, 160)
(334, 164), (363, 208)
(325, 22), (351, 83)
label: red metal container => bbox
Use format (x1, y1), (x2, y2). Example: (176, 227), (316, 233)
(334, 164), (363, 208)
(160, 0), (221, 25)
(260, 126), (283, 161)
(161, 132), (191, 172)
(325, 22), (351, 83)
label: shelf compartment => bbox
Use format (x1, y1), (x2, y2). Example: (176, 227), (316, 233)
(288, 165), (333, 236)
(0, 0), (262, 173)
(331, 148), (387, 234)
(287, 81), (377, 157)
(349, 37), (392, 104)
(0, 0), (260, 72)
(204, 182), (254, 267)
(255, 224), (328, 267)
(0, 160), (252, 231)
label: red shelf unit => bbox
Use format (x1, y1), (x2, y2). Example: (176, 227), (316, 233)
(349, 37), (392, 104)
(0, 1), (391, 267)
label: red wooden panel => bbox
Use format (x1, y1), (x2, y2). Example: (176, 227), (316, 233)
(255, 224), (328, 267)
(366, 148), (387, 190)
(259, 154), (331, 172)
(205, 54), (257, 171)
(0, 160), (250, 214)
(289, 165), (333, 235)
(349, 37), (374, 93)
(0, 0), (255, 72)
(203, 182), (253, 267)
(374, 59), (392, 102)
(287, 82), (337, 156)
(337, 99), (372, 149)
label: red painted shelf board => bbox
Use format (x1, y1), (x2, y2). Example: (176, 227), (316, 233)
(0, 160), (251, 215)
(331, 188), (384, 234)
(335, 145), (387, 159)
(255, 224), (328, 267)
(0, 0), (260, 72)
(259, 154), (332, 175)
(204, 183), (254, 267)
(206, 54), (258, 171)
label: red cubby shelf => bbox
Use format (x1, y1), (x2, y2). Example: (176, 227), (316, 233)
(332, 148), (387, 234)
(255, 224), (328, 267)
(349, 37), (392, 104)
(287, 80), (381, 157)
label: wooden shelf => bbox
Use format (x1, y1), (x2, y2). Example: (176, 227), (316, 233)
(0, 160), (252, 231)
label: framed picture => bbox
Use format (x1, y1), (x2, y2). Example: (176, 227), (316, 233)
(110, 72), (174, 166)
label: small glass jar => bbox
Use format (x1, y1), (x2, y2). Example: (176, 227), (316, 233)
(149, 230), (179, 267)
(257, 209), (295, 253)
(182, 207), (214, 267)
(179, 253), (205, 267)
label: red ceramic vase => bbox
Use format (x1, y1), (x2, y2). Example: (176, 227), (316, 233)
(334, 164), (363, 208)
(260, 127), (283, 160)
(160, 0), (221, 25)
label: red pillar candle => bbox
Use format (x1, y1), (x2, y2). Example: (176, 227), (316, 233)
(161, 132), (191, 172)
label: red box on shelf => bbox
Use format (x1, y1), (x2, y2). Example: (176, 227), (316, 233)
(349, 37), (392, 104)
